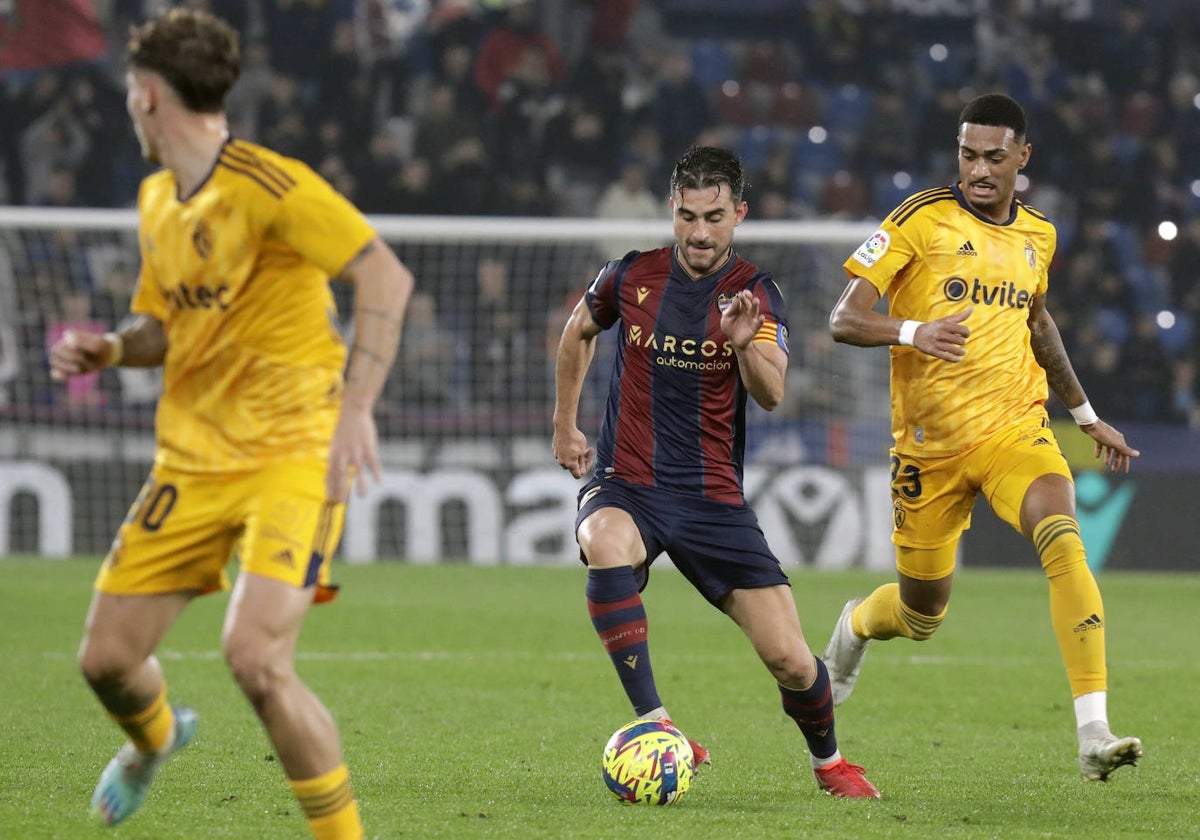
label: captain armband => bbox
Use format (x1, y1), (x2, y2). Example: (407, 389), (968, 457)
(753, 320), (789, 352)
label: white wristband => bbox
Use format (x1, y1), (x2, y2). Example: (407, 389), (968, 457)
(103, 332), (124, 367)
(1069, 400), (1099, 426)
(897, 320), (922, 347)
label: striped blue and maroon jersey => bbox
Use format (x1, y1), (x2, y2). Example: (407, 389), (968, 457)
(585, 246), (789, 504)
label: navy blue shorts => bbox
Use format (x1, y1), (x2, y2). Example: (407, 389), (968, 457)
(575, 476), (790, 606)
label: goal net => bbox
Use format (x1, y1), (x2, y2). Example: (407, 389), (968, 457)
(0, 209), (896, 570)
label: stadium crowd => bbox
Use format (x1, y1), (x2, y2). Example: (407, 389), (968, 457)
(1, 0), (1199, 429)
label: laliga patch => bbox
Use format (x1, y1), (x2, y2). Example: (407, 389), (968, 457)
(716, 292), (734, 313)
(853, 230), (890, 267)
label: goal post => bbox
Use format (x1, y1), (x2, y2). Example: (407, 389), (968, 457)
(0, 208), (894, 569)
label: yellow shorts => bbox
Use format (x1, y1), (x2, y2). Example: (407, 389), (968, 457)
(889, 417), (1072, 574)
(96, 459), (344, 602)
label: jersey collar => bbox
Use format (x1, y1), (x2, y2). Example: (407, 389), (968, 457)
(951, 181), (1017, 226)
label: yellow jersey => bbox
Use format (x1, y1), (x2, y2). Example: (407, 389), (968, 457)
(843, 183), (1057, 456)
(131, 139), (377, 472)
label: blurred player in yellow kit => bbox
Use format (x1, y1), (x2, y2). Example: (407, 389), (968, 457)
(48, 9), (413, 838)
(824, 93), (1143, 782)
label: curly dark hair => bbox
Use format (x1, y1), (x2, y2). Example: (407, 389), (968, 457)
(126, 8), (240, 113)
(959, 93), (1027, 142)
(669, 146), (746, 203)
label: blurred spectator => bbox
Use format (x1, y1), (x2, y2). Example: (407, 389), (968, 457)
(353, 127), (406, 213)
(40, 166), (84, 209)
(65, 70), (126, 207)
(473, 0), (564, 112)
(1119, 313), (1173, 422)
(261, 0), (350, 89)
(0, 0), (109, 80)
(1168, 215), (1200, 317)
(413, 80), (491, 213)
(18, 88), (91, 206)
(544, 92), (613, 215)
(1095, 2), (1169, 96)
(651, 49), (716, 160)
(593, 158), (664, 258)
(972, 0), (1031, 83)
(387, 289), (461, 410)
(1163, 71), (1200, 164)
(433, 40), (487, 116)
(817, 169), (870, 219)
(257, 71), (310, 159)
(1069, 322), (1124, 419)
(566, 45), (629, 137)
(318, 19), (369, 130)
(491, 42), (563, 205)
(573, 0), (640, 49)
(355, 0), (430, 118)
(851, 89), (915, 182)
(1002, 32), (1070, 115)
(390, 156), (436, 214)
(1170, 355), (1199, 427)
(467, 254), (530, 411)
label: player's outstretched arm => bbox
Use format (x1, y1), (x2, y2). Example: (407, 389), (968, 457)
(49, 314), (166, 381)
(553, 297), (601, 479)
(830, 276), (969, 361)
(329, 237), (414, 500)
(1026, 295), (1139, 473)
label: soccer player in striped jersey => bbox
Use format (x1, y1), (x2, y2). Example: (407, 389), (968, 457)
(48, 10), (413, 837)
(553, 146), (879, 799)
(825, 93), (1142, 781)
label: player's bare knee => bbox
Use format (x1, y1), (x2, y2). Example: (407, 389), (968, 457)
(223, 638), (292, 707)
(762, 646), (816, 688)
(78, 636), (134, 692)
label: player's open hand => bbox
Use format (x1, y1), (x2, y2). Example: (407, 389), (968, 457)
(49, 329), (116, 381)
(553, 426), (594, 479)
(914, 306), (972, 362)
(328, 402), (383, 501)
(1081, 419), (1139, 473)
(720, 289), (765, 350)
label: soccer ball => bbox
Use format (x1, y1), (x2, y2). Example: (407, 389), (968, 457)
(601, 719), (695, 805)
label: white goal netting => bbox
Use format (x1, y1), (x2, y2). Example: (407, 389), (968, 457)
(0, 209), (895, 569)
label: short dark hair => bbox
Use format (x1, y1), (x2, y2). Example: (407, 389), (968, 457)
(959, 93), (1027, 141)
(670, 146), (746, 203)
(127, 8), (240, 113)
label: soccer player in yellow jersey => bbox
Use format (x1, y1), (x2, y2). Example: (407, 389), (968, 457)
(823, 93), (1143, 782)
(47, 9), (413, 838)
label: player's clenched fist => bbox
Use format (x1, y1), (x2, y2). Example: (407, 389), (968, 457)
(49, 329), (120, 381)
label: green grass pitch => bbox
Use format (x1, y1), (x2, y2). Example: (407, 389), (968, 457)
(1, 558), (1196, 839)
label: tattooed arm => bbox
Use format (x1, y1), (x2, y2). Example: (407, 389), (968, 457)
(1028, 294), (1139, 472)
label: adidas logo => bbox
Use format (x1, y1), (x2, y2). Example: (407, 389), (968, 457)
(1073, 613), (1103, 633)
(1032, 437), (1051, 446)
(956, 240), (978, 256)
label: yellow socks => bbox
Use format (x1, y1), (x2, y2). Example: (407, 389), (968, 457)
(110, 684), (175, 754)
(851, 582), (945, 641)
(289, 764), (362, 840)
(1034, 515), (1107, 696)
